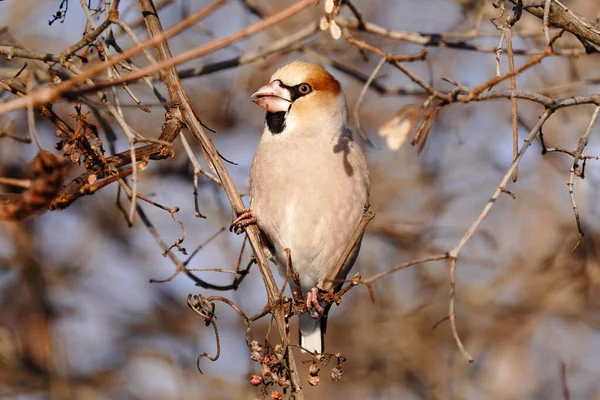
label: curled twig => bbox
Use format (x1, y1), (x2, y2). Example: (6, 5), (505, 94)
(187, 294), (220, 374)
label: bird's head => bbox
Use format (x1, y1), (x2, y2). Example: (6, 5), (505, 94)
(251, 61), (348, 135)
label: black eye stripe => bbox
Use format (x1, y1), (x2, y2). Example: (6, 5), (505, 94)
(276, 80), (313, 101)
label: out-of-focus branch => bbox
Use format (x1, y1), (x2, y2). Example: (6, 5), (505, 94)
(0, 151), (67, 221)
(69, 0), (321, 95)
(0, 0), (229, 116)
(177, 22), (319, 80)
(0, 46), (64, 63)
(461, 40), (555, 101)
(337, 16), (585, 56)
(0, 4), (117, 63)
(501, 25), (520, 182)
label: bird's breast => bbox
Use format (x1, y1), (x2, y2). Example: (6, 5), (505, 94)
(249, 134), (369, 290)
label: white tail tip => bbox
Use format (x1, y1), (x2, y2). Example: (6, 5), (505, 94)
(300, 328), (322, 354)
(299, 313), (323, 353)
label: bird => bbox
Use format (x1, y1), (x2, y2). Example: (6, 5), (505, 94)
(232, 61), (370, 354)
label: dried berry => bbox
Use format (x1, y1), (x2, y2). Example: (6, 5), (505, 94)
(250, 375), (263, 386)
(330, 366), (343, 382)
(308, 375), (320, 386)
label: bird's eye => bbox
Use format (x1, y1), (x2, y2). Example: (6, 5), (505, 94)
(298, 83), (311, 94)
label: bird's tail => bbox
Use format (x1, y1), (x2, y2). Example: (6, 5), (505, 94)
(299, 313), (327, 354)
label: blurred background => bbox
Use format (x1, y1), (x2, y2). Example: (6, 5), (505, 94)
(1, 0), (600, 399)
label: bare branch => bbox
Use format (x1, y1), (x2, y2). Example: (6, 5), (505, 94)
(507, 0), (600, 52)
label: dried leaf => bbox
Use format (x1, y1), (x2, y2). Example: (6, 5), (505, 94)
(413, 105), (440, 154)
(319, 16), (330, 30)
(330, 20), (341, 40)
(324, 0), (334, 14)
(378, 105), (419, 151)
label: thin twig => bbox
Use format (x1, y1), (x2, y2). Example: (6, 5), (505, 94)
(567, 105), (600, 249)
(322, 206), (375, 291)
(177, 22), (319, 80)
(360, 253), (449, 302)
(0, 177), (31, 189)
(448, 258), (474, 362)
(443, 109), (554, 361)
(449, 109), (553, 258)
(561, 363), (571, 400)
(543, 0), (552, 44)
(180, 132), (220, 219)
(352, 56), (385, 146)
(502, 26), (520, 182)
(67, 0), (320, 97)
(0, 0), (230, 115)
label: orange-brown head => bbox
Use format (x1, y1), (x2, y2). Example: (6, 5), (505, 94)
(251, 61), (347, 135)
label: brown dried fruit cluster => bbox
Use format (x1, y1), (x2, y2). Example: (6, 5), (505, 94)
(54, 107), (105, 168)
(308, 361), (320, 386)
(329, 366), (343, 382)
(0, 151), (67, 221)
(248, 341), (291, 391)
(303, 352), (347, 387)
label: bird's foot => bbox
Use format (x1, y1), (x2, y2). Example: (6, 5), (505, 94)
(306, 286), (326, 319)
(229, 208), (256, 235)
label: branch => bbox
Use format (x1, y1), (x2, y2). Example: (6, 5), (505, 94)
(0, 0), (229, 116)
(177, 22), (319, 80)
(337, 16), (585, 56)
(507, 0), (600, 52)
(566, 105), (600, 249)
(139, 1), (320, 396)
(322, 205), (375, 291)
(0, 5), (116, 63)
(50, 115), (182, 210)
(448, 109), (553, 259)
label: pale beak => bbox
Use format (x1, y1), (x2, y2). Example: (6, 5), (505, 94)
(251, 81), (291, 113)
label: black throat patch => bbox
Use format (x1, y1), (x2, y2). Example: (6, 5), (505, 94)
(266, 111), (287, 134)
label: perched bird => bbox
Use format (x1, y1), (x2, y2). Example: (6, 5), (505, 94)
(232, 61), (370, 353)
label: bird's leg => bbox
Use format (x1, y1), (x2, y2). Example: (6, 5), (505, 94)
(306, 281), (328, 319)
(229, 208), (256, 235)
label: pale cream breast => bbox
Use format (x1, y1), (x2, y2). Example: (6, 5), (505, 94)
(250, 133), (369, 291)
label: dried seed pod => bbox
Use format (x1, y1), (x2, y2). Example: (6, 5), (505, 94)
(378, 105), (420, 151)
(330, 366), (343, 382)
(324, 0), (334, 13)
(0, 151), (67, 221)
(330, 20), (342, 40)
(250, 351), (261, 361)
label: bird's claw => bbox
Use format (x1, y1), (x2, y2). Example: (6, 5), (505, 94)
(306, 287), (324, 319)
(229, 208), (256, 234)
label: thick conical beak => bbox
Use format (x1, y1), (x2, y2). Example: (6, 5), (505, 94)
(251, 81), (291, 113)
